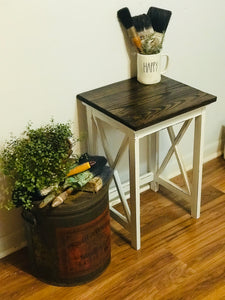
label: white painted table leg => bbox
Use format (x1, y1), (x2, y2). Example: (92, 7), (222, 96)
(191, 109), (206, 218)
(129, 135), (141, 250)
(86, 107), (97, 155)
(149, 132), (159, 192)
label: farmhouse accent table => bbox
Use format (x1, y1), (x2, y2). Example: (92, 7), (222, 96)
(77, 76), (217, 250)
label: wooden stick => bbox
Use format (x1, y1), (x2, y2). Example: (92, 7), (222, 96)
(51, 187), (74, 207)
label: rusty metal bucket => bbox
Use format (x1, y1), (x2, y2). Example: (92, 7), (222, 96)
(22, 181), (111, 286)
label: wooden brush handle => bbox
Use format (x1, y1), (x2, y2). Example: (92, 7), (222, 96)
(67, 162), (91, 177)
(52, 187), (73, 207)
(132, 36), (143, 53)
(127, 26), (143, 53)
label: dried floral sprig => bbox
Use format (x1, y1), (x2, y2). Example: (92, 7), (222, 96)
(141, 32), (165, 55)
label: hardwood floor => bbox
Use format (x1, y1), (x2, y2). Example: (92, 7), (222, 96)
(0, 156), (225, 300)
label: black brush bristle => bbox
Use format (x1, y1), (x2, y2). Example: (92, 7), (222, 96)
(133, 14), (152, 32)
(147, 7), (172, 33)
(142, 14), (152, 29)
(117, 7), (133, 29)
(133, 15), (143, 32)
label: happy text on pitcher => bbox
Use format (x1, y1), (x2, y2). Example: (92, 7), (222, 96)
(143, 62), (158, 73)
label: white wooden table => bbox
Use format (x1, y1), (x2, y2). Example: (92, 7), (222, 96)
(77, 76), (217, 250)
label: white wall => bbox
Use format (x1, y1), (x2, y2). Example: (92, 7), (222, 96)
(0, 0), (225, 258)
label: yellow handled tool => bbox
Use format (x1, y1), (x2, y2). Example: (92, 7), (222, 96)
(66, 161), (95, 177)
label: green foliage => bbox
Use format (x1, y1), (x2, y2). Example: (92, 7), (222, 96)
(0, 120), (76, 210)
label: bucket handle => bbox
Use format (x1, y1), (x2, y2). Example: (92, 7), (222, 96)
(21, 210), (37, 226)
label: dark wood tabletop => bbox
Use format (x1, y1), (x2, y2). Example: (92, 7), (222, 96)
(77, 76), (217, 131)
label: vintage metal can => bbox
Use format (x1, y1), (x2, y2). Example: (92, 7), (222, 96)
(22, 182), (111, 286)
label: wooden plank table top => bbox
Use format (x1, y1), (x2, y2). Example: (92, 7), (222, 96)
(77, 76), (217, 131)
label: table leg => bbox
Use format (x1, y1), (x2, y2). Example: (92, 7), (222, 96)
(86, 107), (97, 155)
(129, 135), (141, 250)
(191, 109), (206, 218)
(149, 132), (159, 192)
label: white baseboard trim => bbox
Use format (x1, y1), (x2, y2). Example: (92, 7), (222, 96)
(109, 149), (222, 206)
(0, 228), (27, 259)
(109, 172), (153, 206)
(204, 139), (222, 163)
(204, 150), (222, 163)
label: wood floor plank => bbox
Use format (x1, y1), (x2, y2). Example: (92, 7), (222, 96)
(0, 156), (225, 299)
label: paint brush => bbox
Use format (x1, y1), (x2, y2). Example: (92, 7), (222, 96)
(66, 161), (96, 177)
(132, 14), (154, 40)
(51, 187), (74, 207)
(117, 7), (143, 53)
(147, 7), (172, 45)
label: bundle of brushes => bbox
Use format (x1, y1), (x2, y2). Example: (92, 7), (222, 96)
(117, 7), (172, 55)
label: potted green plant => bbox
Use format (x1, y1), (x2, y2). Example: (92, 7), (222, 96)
(0, 119), (77, 210)
(0, 119), (114, 286)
